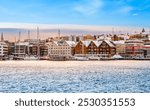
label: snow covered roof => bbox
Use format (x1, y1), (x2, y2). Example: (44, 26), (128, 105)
(113, 40), (125, 45)
(92, 41), (102, 47)
(53, 41), (59, 46)
(104, 40), (115, 47)
(0, 41), (7, 46)
(66, 41), (76, 47)
(15, 42), (29, 46)
(81, 41), (91, 47)
(125, 40), (144, 43)
(80, 40), (115, 48)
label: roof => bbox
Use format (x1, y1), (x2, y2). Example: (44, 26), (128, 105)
(104, 40), (115, 47)
(113, 40), (125, 45)
(80, 40), (115, 48)
(15, 42), (29, 46)
(65, 41), (76, 47)
(81, 41), (91, 47)
(125, 40), (144, 44)
(0, 41), (7, 46)
(92, 41), (102, 47)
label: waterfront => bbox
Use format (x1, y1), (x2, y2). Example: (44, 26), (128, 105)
(0, 61), (150, 93)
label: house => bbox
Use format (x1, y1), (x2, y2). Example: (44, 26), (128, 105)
(98, 40), (116, 57)
(113, 41), (126, 57)
(125, 40), (144, 58)
(75, 40), (116, 57)
(74, 40), (91, 56)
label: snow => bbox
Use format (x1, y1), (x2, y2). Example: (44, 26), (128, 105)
(65, 41), (76, 47)
(112, 54), (123, 59)
(113, 40), (125, 45)
(104, 40), (115, 47)
(0, 61), (150, 93)
(81, 41), (91, 47)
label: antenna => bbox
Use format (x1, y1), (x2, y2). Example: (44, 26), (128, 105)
(37, 27), (40, 40)
(37, 27), (40, 59)
(28, 30), (30, 40)
(112, 27), (114, 36)
(18, 32), (21, 42)
(18, 32), (21, 57)
(1, 33), (4, 41)
(58, 29), (60, 38)
(28, 30), (30, 55)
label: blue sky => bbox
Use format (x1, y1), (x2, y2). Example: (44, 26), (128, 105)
(0, 0), (150, 27)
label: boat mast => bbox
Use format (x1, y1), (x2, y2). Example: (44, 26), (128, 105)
(37, 27), (40, 59)
(18, 32), (21, 57)
(28, 30), (30, 56)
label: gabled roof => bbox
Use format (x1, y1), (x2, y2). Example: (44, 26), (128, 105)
(104, 40), (115, 47)
(92, 41), (102, 47)
(79, 40), (115, 48)
(81, 41), (91, 47)
(65, 41), (76, 47)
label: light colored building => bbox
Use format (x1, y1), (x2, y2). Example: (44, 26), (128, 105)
(113, 41), (126, 56)
(14, 42), (29, 57)
(0, 42), (8, 57)
(125, 40), (144, 58)
(47, 40), (76, 59)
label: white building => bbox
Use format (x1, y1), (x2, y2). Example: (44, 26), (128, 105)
(14, 42), (29, 57)
(113, 40), (126, 56)
(0, 42), (8, 57)
(47, 40), (76, 59)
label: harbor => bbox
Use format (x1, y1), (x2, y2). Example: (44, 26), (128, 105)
(0, 60), (150, 93)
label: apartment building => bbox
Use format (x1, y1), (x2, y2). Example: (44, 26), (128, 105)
(125, 40), (144, 58)
(0, 42), (8, 57)
(47, 40), (76, 59)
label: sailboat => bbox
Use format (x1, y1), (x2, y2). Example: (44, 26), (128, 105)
(13, 32), (25, 60)
(24, 30), (39, 60)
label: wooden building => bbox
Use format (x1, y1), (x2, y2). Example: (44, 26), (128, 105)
(75, 40), (116, 57)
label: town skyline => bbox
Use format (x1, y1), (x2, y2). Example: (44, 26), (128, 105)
(0, 22), (150, 41)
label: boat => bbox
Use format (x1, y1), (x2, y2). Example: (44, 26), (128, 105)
(73, 56), (88, 61)
(40, 56), (49, 60)
(88, 56), (100, 60)
(24, 55), (39, 60)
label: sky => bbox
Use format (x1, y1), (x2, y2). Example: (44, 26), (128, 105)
(0, 0), (150, 26)
(0, 0), (150, 40)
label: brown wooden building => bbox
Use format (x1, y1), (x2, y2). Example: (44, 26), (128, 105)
(75, 40), (116, 57)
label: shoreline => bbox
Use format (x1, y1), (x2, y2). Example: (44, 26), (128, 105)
(0, 59), (150, 61)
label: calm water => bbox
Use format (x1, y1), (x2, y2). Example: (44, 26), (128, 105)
(0, 60), (150, 93)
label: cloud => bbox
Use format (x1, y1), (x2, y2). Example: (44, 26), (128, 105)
(74, 0), (102, 15)
(133, 13), (139, 16)
(119, 6), (133, 14)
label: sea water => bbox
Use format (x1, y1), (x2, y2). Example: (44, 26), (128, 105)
(0, 61), (150, 93)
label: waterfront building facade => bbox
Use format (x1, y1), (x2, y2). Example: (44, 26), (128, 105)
(47, 40), (76, 59)
(75, 40), (116, 57)
(0, 42), (8, 57)
(125, 40), (144, 58)
(113, 41), (126, 56)
(13, 42), (29, 57)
